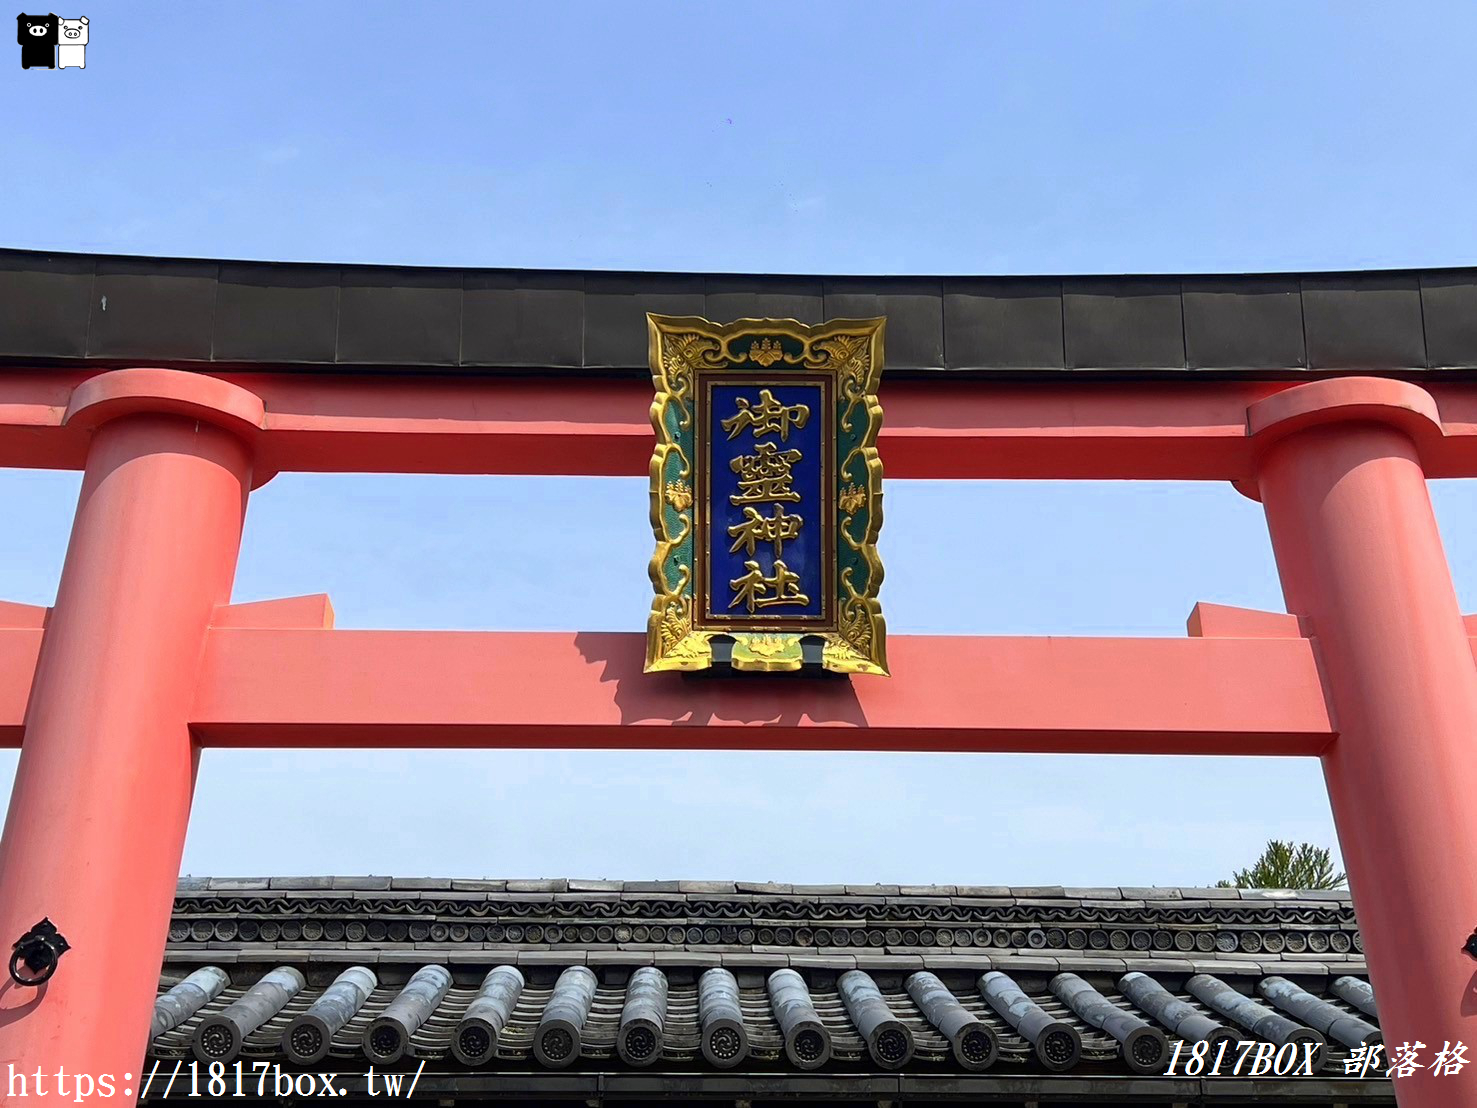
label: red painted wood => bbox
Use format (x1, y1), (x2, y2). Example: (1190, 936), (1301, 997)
(1253, 378), (1477, 1107)
(0, 628), (40, 744)
(1185, 601), (1305, 639)
(0, 375), (258, 1102)
(4, 368), (1477, 479)
(0, 602), (47, 629)
(0, 620), (1447, 751)
(210, 594), (335, 630)
(173, 629), (1335, 755)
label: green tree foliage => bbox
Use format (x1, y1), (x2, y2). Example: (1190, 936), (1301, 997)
(1217, 840), (1347, 889)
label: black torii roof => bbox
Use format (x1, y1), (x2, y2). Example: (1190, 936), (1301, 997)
(147, 877), (1392, 1105)
(0, 247), (1473, 380)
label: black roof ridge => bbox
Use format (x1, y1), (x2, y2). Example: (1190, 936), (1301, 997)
(5, 243), (1476, 281)
(15, 248), (1461, 375)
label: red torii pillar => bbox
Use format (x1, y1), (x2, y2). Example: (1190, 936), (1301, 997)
(1249, 378), (1477, 1102)
(0, 372), (261, 1100)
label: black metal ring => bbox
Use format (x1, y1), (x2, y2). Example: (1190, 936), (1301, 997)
(9, 949), (56, 986)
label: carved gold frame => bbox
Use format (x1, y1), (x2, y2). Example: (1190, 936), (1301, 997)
(645, 314), (887, 675)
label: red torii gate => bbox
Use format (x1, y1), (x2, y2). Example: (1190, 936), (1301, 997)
(0, 366), (1472, 1105)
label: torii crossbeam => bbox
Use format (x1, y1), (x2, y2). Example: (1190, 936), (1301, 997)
(0, 365), (1473, 1107)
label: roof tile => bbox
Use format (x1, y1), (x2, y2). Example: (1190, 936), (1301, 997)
(389, 877), (453, 890)
(330, 876), (391, 890)
(205, 877), (270, 890)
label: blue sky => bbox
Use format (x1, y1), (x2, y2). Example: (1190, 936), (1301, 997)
(3, 1), (1476, 885)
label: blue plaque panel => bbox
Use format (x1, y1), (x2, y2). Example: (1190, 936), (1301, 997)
(701, 380), (829, 624)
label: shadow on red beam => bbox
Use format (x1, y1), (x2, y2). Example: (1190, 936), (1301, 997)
(27, 371), (1477, 480)
(247, 378), (1269, 481)
(181, 629), (1335, 756)
(190, 726), (1326, 756)
(0, 628), (40, 745)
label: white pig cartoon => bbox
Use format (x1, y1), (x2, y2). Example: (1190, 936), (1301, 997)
(57, 16), (86, 69)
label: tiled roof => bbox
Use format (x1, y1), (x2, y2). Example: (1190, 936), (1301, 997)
(2, 247), (1473, 378)
(147, 879), (1391, 1103)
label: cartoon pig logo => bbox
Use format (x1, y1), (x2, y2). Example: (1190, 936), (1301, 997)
(56, 15), (85, 69)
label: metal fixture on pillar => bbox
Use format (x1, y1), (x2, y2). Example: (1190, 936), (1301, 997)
(8, 919), (69, 986)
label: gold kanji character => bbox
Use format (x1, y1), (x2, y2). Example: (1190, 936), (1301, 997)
(721, 389), (810, 441)
(731, 441), (803, 505)
(728, 504), (804, 557)
(765, 559), (809, 607)
(728, 558), (811, 613)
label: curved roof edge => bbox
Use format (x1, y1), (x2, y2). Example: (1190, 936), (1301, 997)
(4, 242), (1476, 280)
(177, 875), (1352, 901)
(4, 247), (1477, 377)
(170, 876), (1364, 973)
